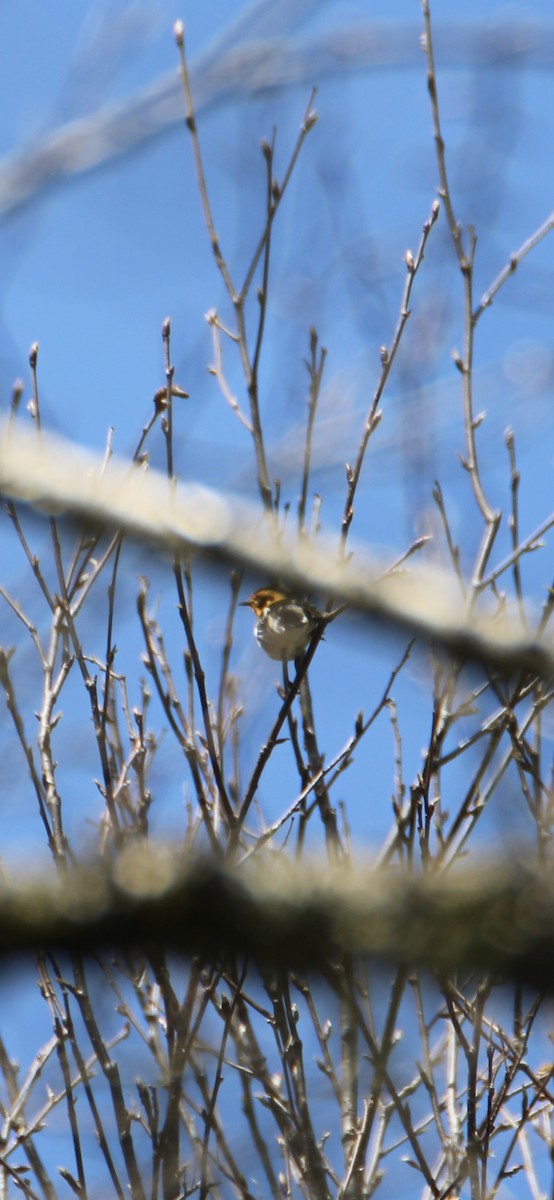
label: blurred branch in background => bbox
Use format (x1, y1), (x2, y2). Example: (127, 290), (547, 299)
(0, 5), (553, 218)
(1, 422), (553, 678)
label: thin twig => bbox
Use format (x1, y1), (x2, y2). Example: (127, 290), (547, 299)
(341, 198), (440, 545)
(474, 212), (554, 321)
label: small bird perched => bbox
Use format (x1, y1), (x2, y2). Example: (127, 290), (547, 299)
(241, 586), (340, 662)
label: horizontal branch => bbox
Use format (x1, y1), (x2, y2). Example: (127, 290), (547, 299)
(0, 424), (552, 679)
(0, 848), (553, 991)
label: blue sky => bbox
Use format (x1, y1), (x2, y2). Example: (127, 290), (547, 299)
(0, 0), (552, 830)
(0, 4), (553, 1191)
(1, 0), (553, 847)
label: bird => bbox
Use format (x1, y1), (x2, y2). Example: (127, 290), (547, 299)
(240, 587), (341, 663)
